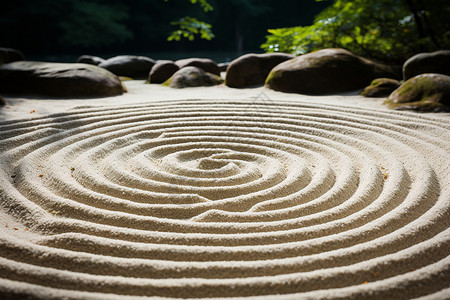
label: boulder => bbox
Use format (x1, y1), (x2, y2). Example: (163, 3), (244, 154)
(0, 95), (5, 106)
(360, 78), (401, 97)
(0, 61), (124, 97)
(226, 53), (294, 88)
(163, 66), (223, 88)
(0, 47), (24, 65)
(77, 55), (105, 66)
(99, 55), (155, 79)
(148, 60), (179, 84)
(384, 73), (450, 112)
(175, 58), (220, 76)
(403, 50), (450, 80)
(265, 48), (401, 95)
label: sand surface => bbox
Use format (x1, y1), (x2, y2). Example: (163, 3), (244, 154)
(0, 81), (449, 299)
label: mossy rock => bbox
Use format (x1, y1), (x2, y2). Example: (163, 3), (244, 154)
(384, 73), (450, 112)
(360, 78), (401, 97)
(163, 66), (223, 88)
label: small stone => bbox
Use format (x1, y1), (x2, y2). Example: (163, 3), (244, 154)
(360, 78), (401, 97)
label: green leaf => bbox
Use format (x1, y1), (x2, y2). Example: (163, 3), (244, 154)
(168, 16), (214, 42)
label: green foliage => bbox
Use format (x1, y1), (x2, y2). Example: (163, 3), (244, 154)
(262, 26), (317, 56)
(261, 0), (450, 62)
(164, 0), (215, 41)
(168, 17), (214, 41)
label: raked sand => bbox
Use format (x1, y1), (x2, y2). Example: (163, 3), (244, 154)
(0, 81), (449, 299)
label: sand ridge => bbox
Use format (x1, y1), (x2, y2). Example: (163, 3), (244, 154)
(0, 93), (449, 299)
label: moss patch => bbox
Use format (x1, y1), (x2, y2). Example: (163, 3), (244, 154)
(264, 69), (280, 86)
(162, 77), (172, 87)
(360, 78), (400, 97)
(386, 100), (447, 112)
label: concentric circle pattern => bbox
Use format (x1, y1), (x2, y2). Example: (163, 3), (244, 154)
(0, 99), (449, 299)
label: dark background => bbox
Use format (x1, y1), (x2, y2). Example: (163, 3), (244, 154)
(0, 0), (330, 62)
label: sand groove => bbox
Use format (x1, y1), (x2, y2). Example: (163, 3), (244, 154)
(0, 99), (449, 299)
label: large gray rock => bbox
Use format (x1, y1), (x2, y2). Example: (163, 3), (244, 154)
(385, 73), (450, 112)
(403, 50), (450, 80)
(360, 78), (401, 97)
(265, 48), (400, 95)
(77, 55), (105, 66)
(0, 61), (124, 97)
(163, 66), (223, 88)
(148, 60), (179, 84)
(0, 47), (24, 65)
(225, 53), (294, 88)
(175, 58), (220, 76)
(99, 55), (155, 79)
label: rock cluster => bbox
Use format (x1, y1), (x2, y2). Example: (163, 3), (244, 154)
(149, 58), (222, 87)
(1, 46), (449, 112)
(349, 49), (450, 112)
(385, 50), (450, 111)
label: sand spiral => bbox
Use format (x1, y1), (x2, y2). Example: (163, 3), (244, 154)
(0, 99), (449, 299)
